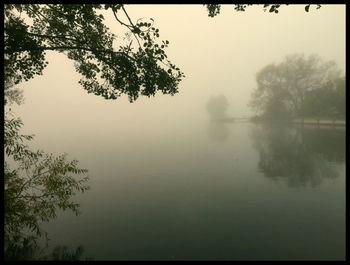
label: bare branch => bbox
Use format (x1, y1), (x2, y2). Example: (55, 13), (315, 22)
(112, 6), (141, 48)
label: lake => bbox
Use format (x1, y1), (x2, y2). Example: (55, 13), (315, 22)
(34, 119), (345, 261)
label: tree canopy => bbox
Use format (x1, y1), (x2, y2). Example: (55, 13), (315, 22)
(4, 4), (185, 102)
(206, 95), (230, 121)
(301, 76), (345, 120)
(249, 54), (343, 121)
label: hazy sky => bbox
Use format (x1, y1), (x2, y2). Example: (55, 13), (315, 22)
(13, 4), (345, 141)
(123, 4), (346, 116)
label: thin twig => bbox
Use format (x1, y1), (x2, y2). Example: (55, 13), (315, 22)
(113, 6), (141, 48)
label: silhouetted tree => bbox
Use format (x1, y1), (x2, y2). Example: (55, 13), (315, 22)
(206, 95), (230, 121)
(301, 76), (345, 121)
(4, 87), (90, 259)
(204, 4), (321, 17)
(249, 54), (341, 120)
(4, 4), (184, 102)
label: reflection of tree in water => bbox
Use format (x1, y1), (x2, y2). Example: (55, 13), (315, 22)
(250, 124), (345, 188)
(5, 242), (92, 261)
(206, 95), (231, 142)
(207, 121), (230, 142)
(301, 128), (345, 163)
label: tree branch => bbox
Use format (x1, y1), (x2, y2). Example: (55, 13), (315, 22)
(112, 6), (141, 48)
(5, 45), (137, 62)
(24, 31), (78, 42)
(112, 8), (132, 29)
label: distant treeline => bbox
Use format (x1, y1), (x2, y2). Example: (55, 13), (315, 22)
(301, 76), (345, 120)
(249, 54), (345, 122)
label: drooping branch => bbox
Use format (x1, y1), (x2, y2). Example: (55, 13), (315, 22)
(4, 4), (185, 102)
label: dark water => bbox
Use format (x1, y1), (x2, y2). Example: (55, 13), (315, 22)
(39, 121), (345, 260)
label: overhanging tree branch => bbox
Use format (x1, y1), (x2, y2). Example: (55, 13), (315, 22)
(5, 45), (137, 62)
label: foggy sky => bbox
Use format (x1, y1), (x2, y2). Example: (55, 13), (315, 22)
(12, 4), (345, 149)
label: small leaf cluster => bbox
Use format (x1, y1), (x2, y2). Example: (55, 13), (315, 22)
(4, 7), (48, 85)
(205, 4), (221, 17)
(204, 4), (321, 17)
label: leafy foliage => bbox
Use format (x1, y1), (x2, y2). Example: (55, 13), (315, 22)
(4, 4), (185, 102)
(205, 4), (321, 17)
(301, 76), (346, 120)
(249, 54), (342, 120)
(4, 77), (24, 106)
(4, 112), (90, 258)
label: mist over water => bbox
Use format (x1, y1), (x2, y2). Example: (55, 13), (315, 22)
(12, 82), (345, 260)
(7, 4), (345, 261)
(36, 117), (344, 260)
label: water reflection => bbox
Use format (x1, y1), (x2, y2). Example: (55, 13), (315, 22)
(4, 243), (91, 261)
(205, 95), (231, 142)
(301, 126), (345, 163)
(207, 121), (230, 142)
(250, 124), (345, 188)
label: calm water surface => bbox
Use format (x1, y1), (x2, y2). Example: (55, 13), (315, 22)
(40, 121), (345, 260)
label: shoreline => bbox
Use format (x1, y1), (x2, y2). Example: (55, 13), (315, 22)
(292, 119), (345, 127)
(215, 117), (346, 128)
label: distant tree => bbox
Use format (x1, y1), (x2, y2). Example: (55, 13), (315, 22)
(333, 76), (346, 119)
(249, 54), (341, 120)
(248, 63), (291, 119)
(300, 89), (325, 123)
(206, 95), (230, 121)
(301, 76), (346, 122)
(263, 94), (291, 122)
